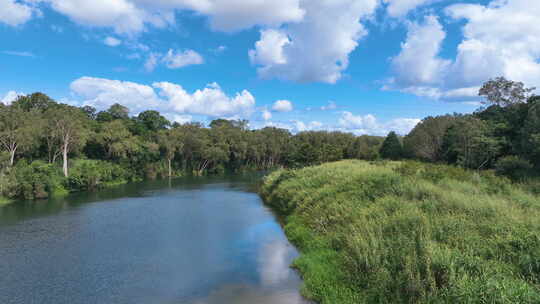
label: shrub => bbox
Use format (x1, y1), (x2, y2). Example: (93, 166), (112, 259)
(3, 160), (66, 200)
(495, 156), (533, 181)
(67, 159), (129, 191)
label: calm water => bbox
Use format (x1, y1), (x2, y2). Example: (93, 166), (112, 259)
(0, 175), (308, 304)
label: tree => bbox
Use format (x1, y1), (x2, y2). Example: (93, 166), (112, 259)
(107, 103), (130, 120)
(96, 120), (138, 160)
(403, 115), (458, 161)
(157, 128), (183, 177)
(379, 131), (403, 160)
(442, 117), (501, 169)
(136, 111), (170, 133)
(0, 106), (41, 166)
(12, 93), (55, 112)
(479, 77), (535, 107)
(45, 105), (90, 177)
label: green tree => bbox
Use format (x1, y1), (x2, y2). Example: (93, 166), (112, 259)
(379, 131), (403, 160)
(479, 77), (535, 107)
(403, 115), (457, 161)
(157, 128), (183, 177)
(0, 106), (42, 166)
(45, 105), (90, 177)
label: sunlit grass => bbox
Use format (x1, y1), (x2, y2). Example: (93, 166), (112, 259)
(261, 160), (540, 303)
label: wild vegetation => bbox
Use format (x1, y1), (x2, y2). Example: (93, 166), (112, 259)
(261, 160), (540, 303)
(0, 77), (538, 202)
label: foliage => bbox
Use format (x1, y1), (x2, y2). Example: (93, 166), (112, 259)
(3, 160), (66, 200)
(495, 156), (534, 181)
(261, 160), (540, 304)
(379, 131), (403, 160)
(479, 76), (535, 107)
(66, 159), (130, 191)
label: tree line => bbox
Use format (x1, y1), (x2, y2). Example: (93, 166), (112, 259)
(0, 77), (537, 200)
(380, 77), (539, 180)
(0, 93), (383, 200)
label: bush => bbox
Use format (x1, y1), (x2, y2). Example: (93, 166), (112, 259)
(67, 159), (129, 191)
(495, 156), (533, 181)
(3, 160), (66, 200)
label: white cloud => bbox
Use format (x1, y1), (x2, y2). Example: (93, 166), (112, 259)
(171, 114), (192, 124)
(391, 15), (450, 87)
(0, 0), (34, 26)
(445, 0), (540, 89)
(32, 0), (303, 34)
(137, 0), (305, 32)
(271, 100), (293, 112)
(144, 52), (160, 72)
(104, 36), (122, 47)
(1, 91), (24, 105)
(144, 49), (203, 71)
(261, 109), (272, 121)
(70, 76), (257, 119)
(389, 0), (540, 101)
(162, 49), (204, 69)
(321, 101), (337, 111)
(249, 0), (379, 83)
(2, 50), (35, 57)
(339, 111), (420, 135)
(384, 0), (435, 18)
(155, 82), (255, 118)
(70, 77), (161, 113)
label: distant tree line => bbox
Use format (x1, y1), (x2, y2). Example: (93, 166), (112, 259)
(380, 77), (539, 180)
(0, 93), (383, 199)
(0, 76), (537, 200)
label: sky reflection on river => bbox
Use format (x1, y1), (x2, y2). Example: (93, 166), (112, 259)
(0, 176), (308, 304)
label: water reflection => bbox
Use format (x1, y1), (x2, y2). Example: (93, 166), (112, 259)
(0, 175), (307, 304)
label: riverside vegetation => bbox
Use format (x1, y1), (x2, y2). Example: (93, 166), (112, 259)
(0, 76), (539, 203)
(260, 160), (540, 303)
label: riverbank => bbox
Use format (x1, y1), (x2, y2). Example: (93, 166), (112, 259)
(260, 160), (540, 303)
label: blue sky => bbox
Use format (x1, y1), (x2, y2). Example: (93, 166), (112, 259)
(1, 0), (538, 135)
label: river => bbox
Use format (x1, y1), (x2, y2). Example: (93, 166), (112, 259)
(0, 175), (308, 304)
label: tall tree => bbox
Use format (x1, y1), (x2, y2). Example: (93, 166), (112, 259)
(479, 77), (535, 107)
(379, 131), (403, 160)
(157, 128), (183, 177)
(0, 106), (41, 166)
(45, 105), (90, 177)
(403, 115), (458, 161)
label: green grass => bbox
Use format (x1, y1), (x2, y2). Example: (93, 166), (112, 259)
(260, 160), (540, 304)
(0, 196), (13, 206)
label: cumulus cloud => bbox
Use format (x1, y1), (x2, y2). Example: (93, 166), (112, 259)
(144, 49), (203, 71)
(162, 49), (204, 69)
(271, 100), (293, 112)
(0, 0), (35, 26)
(391, 15), (450, 87)
(104, 36), (121, 47)
(28, 0), (303, 34)
(383, 0), (435, 18)
(249, 0), (379, 84)
(1, 91), (24, 105)
(321, 101), (337, 111)
(339, 111), (420, 135)
(261, 108), (272, 121)
(154, 81), (255, 118)
(70, 76), (256, 118)
(389, 0), (540, 102)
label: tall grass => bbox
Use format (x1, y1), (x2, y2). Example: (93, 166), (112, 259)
(260, 160), (540, 303)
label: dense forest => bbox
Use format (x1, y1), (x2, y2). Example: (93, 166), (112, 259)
(0, 77), (538, 201)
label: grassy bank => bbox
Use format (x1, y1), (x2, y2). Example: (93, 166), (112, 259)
(260, 160), (540, 303)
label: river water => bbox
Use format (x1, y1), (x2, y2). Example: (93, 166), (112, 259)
(0, 175), (308, 304)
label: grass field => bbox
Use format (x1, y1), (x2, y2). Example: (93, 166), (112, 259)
(260, 160), (540, 303)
